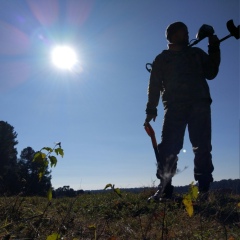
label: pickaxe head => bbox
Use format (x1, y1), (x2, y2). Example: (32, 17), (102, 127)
(227, 19), (240, 39)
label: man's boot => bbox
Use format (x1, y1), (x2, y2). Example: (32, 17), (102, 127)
(197, 174), (213, 201)
(148, 179), (174, 202)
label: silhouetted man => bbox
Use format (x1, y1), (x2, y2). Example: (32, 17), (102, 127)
(145, 22), (221, 200)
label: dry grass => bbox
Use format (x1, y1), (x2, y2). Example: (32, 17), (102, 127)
(0, 189), (239, 240)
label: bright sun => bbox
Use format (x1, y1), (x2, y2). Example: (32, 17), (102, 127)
(51, 45), (78, 70)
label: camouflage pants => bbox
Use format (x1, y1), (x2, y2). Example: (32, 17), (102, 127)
(156, 101), (214, 182)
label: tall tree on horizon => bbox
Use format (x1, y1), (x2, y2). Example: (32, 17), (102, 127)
(0, 121), (20, 194)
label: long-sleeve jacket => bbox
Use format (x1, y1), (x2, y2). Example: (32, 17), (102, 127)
(146, 45), (221, 115)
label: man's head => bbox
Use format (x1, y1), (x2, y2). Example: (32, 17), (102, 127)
(166, 22), (189, 46)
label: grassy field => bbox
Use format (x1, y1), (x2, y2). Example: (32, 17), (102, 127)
(0, 188), (240, 240)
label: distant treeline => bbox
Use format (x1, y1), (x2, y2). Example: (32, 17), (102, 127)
(174, 179), (240, 194)
(53, 179), (240, 198)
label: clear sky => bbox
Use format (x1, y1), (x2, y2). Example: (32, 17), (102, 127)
(0, 0), (239, 190)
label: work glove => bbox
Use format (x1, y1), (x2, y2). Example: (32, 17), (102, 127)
(208, 34), (220, 46)
(144, 114), (156, 125)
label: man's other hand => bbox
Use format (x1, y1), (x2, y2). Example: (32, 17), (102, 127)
(144, 114), (156, 125)
(208, 35), (219, 46)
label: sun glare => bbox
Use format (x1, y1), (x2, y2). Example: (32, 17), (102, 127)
(51, 45), (78, 70)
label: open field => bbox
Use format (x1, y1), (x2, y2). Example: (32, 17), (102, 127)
(0, 188), (239, 240)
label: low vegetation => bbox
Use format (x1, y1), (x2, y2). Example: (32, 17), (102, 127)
(0, 186), (239, 240)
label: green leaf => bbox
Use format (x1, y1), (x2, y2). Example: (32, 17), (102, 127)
(114, 188), (122, 197)
(43, 158), (49, 167)
(55, 148), (64, 157)
(48, 156), (57, 167)
(47, 188), (52, 202)
(104, 183), (113, 190)
(42, 147), (53, 153)
(46, 233), (60, 240)
(38, 153), (47, 162)
(38, 172), (43, 181)
(88, 224), (96, 230)
(182, 197), (193, 217)
(190, 184), (198, 200)
(182, 182), (198, 217)
(33, 152), (45, 162)
(32, 152), (41, 162)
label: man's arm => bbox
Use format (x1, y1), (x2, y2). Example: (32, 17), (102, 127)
(203, 35), (221, 80)
(145, 58), (163, 124)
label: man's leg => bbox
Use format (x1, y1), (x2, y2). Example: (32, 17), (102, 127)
(188, 102), (214, 193)
(155, 104), (188, 198)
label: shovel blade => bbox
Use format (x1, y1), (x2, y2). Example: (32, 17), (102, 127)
(227, 19), (240, 39)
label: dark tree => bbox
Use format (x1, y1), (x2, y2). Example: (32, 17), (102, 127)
(54, 185), (76, 197)
(0, 121), (18, 174)
(18, 147), (52, 196)
(0, 121), (20, 195)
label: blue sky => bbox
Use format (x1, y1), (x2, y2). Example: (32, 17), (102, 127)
(0, 0), (239, 190)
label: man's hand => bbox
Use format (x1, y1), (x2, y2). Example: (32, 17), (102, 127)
(144, 114), (156, 125)
(208, 34), (219, 46)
